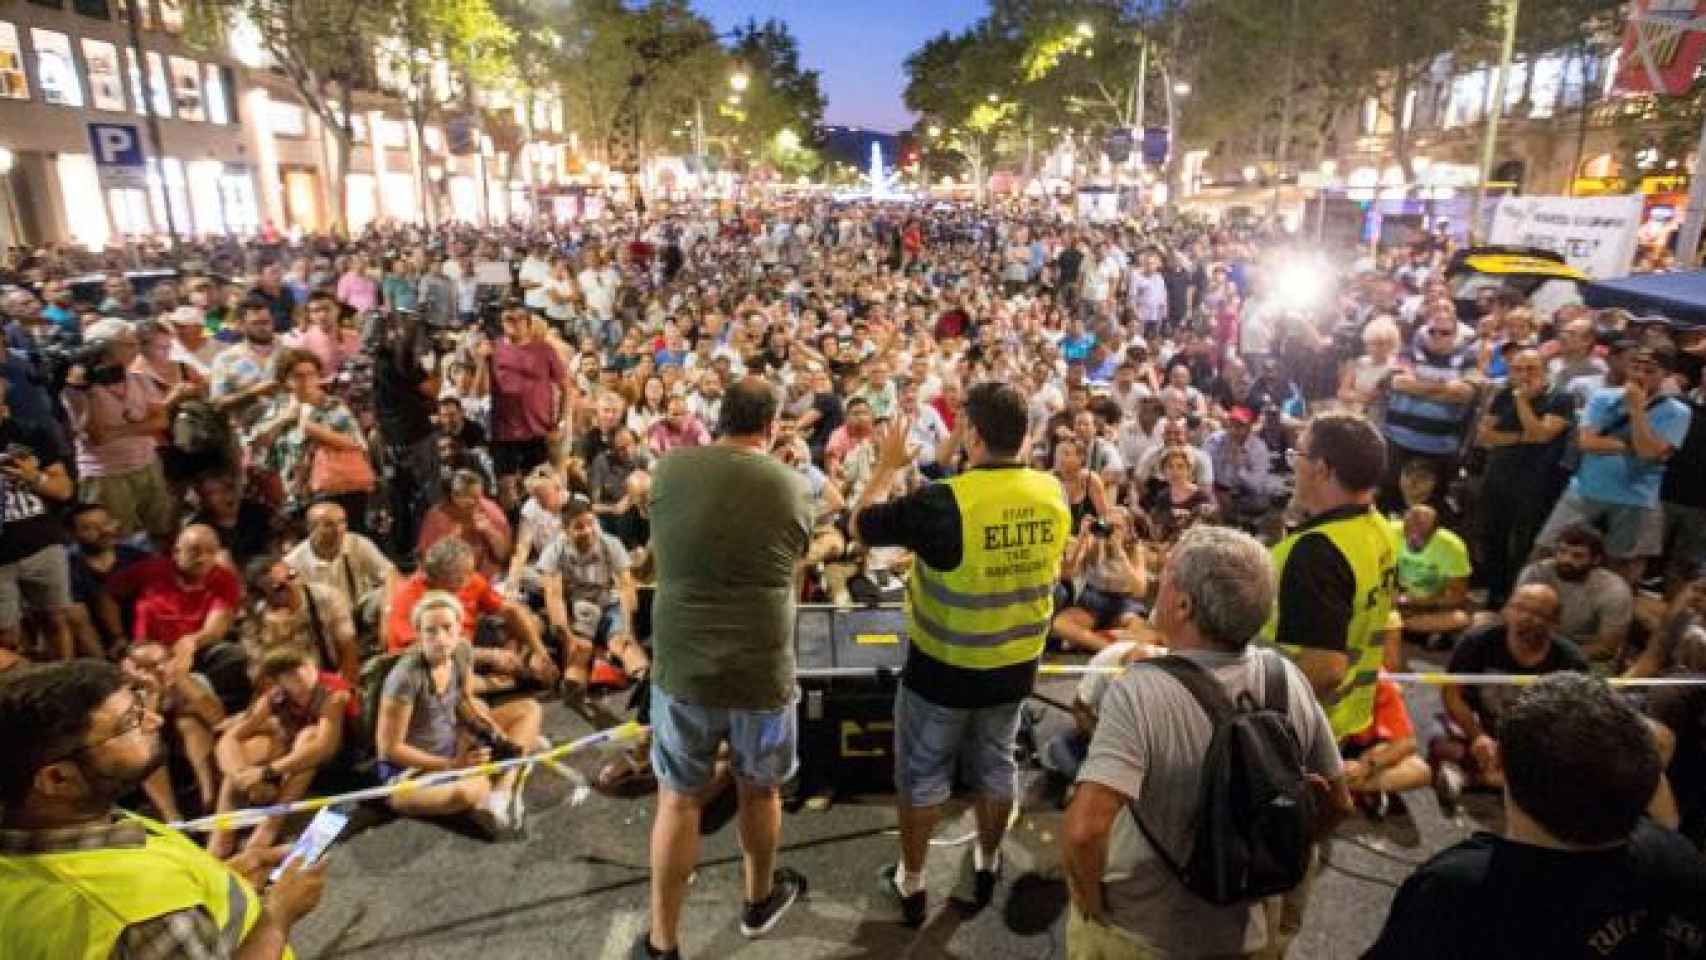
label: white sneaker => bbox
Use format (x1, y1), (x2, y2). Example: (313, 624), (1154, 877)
(472, 791), (512, 840)
(506, 787), (529, 839)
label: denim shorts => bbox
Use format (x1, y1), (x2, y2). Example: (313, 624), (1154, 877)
(893, 684), (1023, 808)
(649, 684), (799, 794)
(1074, 586), (1143, 631)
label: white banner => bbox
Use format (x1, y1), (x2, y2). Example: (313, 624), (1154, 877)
(1487, 194), (1644, 280)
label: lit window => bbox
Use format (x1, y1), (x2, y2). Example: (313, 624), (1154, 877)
(169, 55), (202, 120)
(113, 0), (155, 30)
(0, 23), (28, 100)
(144, 51), (170, 115)
(268, 101), (306, 137)
(31, 29), (84, 107)
(203, 64), (227, 123)
(82, 38), (125, 110)
(158, 0), (183, 33)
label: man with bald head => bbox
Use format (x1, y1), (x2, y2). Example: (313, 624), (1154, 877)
(1429, 583), (1590, 813)
(110, 524), (241, 685)
(284, 499), (395, 612)
(1548, 310), (1606, 394)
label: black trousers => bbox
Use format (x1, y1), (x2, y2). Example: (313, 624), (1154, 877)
(1477, 471), (1559, 608)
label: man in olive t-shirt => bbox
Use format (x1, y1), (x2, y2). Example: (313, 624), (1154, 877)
(638, 377), (813, 960)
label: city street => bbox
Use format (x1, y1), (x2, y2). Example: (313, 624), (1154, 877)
(290, 646), (1496, 960)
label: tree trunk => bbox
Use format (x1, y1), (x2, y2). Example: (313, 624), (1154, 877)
(1391, 71), (1414, 185)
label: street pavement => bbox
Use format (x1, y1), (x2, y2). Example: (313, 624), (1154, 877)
(289, 644), (1500, 960)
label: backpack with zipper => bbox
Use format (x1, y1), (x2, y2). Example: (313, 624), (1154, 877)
(1132, 651), (1314, 906)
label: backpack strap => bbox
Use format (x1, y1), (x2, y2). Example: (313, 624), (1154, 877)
(302, 584), (336, 671)
(1259, 648), (1290, 716)
(1142, 655), (1238, 727)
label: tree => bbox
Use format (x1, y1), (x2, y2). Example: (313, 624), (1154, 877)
(186, 0), (395, 233)
(903, 24), (1025, 202)
(727, 19), (827, 164)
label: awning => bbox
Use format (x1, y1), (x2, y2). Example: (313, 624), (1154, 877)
(1584, 270), (1706, 328)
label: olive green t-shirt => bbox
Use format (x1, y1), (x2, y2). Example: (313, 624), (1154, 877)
(649, 443), (812, 710)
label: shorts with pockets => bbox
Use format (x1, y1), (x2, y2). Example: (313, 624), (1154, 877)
(894, 683), (1023, 808)
(649, 683), (798, 794)
(0, 543), (73, 630)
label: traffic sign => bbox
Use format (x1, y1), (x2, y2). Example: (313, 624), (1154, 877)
(1142, 126), (1169, 166)
(86, 122), (146, 188)
(1104, 127), (1135, 164)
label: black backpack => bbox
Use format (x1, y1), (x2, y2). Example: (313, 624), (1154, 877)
(1133, 651), (1314, 906)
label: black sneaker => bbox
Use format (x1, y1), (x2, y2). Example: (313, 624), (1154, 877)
(631, 932), (680, 960)
(878, 862), (927, 928)
(974, 851), (1003, 907)
(740, 867), (807, 938)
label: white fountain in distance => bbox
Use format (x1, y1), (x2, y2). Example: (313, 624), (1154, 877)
(834, 139), (912, 202)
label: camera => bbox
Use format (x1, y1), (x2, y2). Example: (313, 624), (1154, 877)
(471, 724), (523, 762)
(1089, 519), (1112, 538)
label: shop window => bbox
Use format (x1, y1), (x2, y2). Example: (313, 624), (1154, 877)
(0, 23), (28, 100)
(204, 63), (229, 124)
(82, 38), (125, 110)
(169, 55), (202, 120)
(31, 29), (84, 107)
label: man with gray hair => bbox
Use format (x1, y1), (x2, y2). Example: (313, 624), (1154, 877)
(1061, 525), (1351, 958)
(61, 318), (176, 542)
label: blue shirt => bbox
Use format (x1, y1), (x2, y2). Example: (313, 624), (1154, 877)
(1572, 387), (1693, 507)
(42, 305), (80, 337)
(1061, 333), (1096, 363)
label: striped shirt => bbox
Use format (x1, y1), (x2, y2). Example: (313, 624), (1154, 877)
(1384, 339), (1477, 456)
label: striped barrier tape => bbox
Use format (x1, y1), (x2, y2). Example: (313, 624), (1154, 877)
(799, 665), (1706, 686)
(169, 721), (648, 834)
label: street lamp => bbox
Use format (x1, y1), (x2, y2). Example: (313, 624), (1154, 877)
(730, 71), (749, 93)
(0, 146), (13, 175)
(1076, 22), (1094, 37)
(1173, 81), (1192, 97)
(776, 128), (800, 152)
(927, 124), (941, 139)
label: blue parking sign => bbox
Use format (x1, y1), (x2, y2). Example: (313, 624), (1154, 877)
(87, 122), (147, 188)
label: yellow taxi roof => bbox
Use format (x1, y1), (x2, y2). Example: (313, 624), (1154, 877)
(1459, 254), (1588, 281)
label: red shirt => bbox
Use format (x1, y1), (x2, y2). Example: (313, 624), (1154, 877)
(119, 556), (241, 650)
(489, 338), (566, 441)
(385, 571), (505, 653)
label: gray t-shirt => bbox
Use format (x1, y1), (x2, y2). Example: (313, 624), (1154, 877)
(1517, 560), (1633, 651)
(380, 644), (471, 761)
(1078, 648), (1343, 955)
(539, 531), (629, 607)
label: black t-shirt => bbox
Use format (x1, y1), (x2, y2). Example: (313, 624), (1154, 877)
(855, 468), (1038, 709)
(1484, 386), (1576, 486)
(1649, 679), (1706, 843)
(1056, 248), (1084, 286)
(374, 353), (435, 446)
(1447, 623), (1590, 727)
(0, 418), (68, 565)
(807, 392), (844, 451)
(1272, 506), (1363, 655)
(1661, 393), (1706, 509)
(1365, 821), (1706, 960)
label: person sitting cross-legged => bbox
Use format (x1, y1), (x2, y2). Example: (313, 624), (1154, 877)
(375, 590), (543, 839)
(207, 646), (358, 859)
(1392, 505), (1472, 649)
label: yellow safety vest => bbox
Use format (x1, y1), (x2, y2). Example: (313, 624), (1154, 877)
(907, 466), (1071, 670)
(0, 811), (282, 960)
(1262, 505), (1398, 740)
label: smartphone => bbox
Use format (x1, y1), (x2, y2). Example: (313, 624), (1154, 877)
(269, 807), (348, 884)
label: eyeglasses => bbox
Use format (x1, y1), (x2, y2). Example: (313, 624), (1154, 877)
(49, 693), (150, 763)
(1285, 448), (1314, 467)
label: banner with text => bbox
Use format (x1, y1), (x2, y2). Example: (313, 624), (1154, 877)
(1486, 194), (1644, 280)
(1616, 0), (1706, 94)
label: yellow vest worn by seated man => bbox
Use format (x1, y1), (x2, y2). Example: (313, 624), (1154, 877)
(1262, 505), (1399, 740)
(907, 466), (1072, 670)
(0, 811), (282, 960)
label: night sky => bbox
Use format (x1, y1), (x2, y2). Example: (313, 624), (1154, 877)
(692, 0), (987, 133)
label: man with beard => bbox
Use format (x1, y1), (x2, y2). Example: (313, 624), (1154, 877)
(208, 298), (284, 424)
(542, 498), (647, 698)
(0, 659), (328, 959)
(66, 503), (149, 656)
(1516, 524), (1633, 667)
(1429, 583), (1589, 813)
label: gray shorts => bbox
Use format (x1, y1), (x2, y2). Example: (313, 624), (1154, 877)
(0, 544), (72, 630)
(649, 684), (799, 795)
(893, 684), (1023, 808)
(1537, 488), (1666, 559)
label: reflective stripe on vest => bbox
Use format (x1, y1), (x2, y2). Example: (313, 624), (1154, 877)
(906, 467), (1071, 670)
(0, 812), (281, 960)
(1263, 507), (1398, 740)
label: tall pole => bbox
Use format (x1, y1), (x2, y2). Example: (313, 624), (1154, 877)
(1134, 37), (1148, 132)
(1470, 0), (1521, 242)
(1270, 0), (1298, 223)
(122, 0), (179, 244)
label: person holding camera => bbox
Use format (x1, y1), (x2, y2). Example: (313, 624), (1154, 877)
(1053, 509), (1149, 654)
(375, 590), (542, 839)
(61, 319), (177, 543)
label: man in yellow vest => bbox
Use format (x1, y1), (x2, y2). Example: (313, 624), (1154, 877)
(0, 659), (327, 959)
(852, 381), (1070, 927)
(1261, 411), (1398, 958)
(1265, 411), (1399, 741)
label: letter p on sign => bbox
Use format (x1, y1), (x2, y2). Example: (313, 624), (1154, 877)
(86, 122), (146, 188)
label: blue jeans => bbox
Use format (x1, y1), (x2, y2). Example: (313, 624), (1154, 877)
(649, 684), (799, 794)
(893, 684), (1023, 808)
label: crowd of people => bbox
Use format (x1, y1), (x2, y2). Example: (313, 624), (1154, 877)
(0, 196), (1704, 959)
